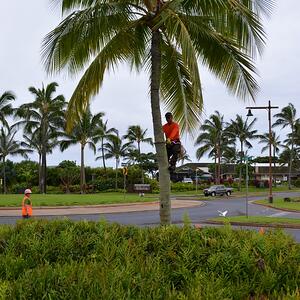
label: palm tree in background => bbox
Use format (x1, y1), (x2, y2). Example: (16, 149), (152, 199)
(43, 0), (273, 224)
(97, 134), (133, 189)
(95, 120), (118, 172)
(16, 82), (66, 193)
(21, 129), (58, 192)
(60, 110), (104, 193)
(0, 91), (15, 127)
(227, 115), (258, 190)
(123, 125), (153, 183)
(259, 131), (281, 186)
(195, 111), (233, 183)
(0, 125), (32, 193)
(273, 103), (299, 189)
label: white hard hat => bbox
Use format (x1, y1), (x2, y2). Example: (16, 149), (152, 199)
(24, 189), (32, 194)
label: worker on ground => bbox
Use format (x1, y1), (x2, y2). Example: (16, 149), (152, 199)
(162, 112), (181, 173)
(22, 189), (33, 219)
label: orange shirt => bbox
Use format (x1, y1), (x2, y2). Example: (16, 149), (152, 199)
(22, 196), (32, 217)
(162, 122), (180, 141)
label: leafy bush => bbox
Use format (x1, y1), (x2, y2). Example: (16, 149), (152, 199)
(171, 182), (195, 192)
(293, 179), (300, 187)
(0, 220), (299, 299)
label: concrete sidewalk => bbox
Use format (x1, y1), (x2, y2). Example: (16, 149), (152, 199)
(0, 200), (204, 217)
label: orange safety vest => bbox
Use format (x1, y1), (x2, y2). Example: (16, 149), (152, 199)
(22, 196), (32, 217)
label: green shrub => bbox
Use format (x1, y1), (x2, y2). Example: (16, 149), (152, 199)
(171, 182), (195, 192)
(0, 220), (299, 299)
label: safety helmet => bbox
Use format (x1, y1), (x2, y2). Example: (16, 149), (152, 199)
(24, 189), (32, 195)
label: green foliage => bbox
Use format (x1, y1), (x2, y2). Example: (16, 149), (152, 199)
(292, 179), (300, 188)
(14, 160), (39, 187)
(0, 220), (299, 299)
(171, 182), (195, 192)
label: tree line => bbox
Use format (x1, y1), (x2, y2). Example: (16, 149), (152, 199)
(1, 82), (299, 194)
(0, 83), (156, 194)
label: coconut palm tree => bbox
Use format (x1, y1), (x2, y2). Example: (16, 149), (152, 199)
(195, 111), (233, 184)
(42, 0), (273, 224)
(273, 103), (299, 189)
(227, 115), (258, 190)
(97, 134), (133, 189)
(21, 129), (58, 192)
(259, 131), (281, 186)
(94, 120), (118, 172)
(16, 82), (66, 193)
(123, 125), (153, 183)
(60, 110), (104, 193)
(0, 125), (32, 193)
(0, 91), (15, 127)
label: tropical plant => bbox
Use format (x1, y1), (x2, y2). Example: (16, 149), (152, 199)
(123, 125), (153, 183)
(16, 82), (66, 193)
(227, 115), (258, 190)
(259, 131), (282, 186)
(273, 103), (299, 189)
(195, 111), (233, 183)
(97, 134), (133, 189)
(0, 91), (15, 127)
(0, 125), (32, 193)
(60, 110), (104, 193)
(94, 120), (118, 172)
(57, 160), (80, 193)
(43, 0), (273, 224)
(21, 129), (58, 192)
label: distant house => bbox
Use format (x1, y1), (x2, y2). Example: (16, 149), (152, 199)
(175, 162), (299, 183)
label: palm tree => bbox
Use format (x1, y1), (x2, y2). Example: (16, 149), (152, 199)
(16, 82), (66, 193)
(0, 91), (15, 127)
(259, 131), (281, 186)
(0, 125), (32, 193)
(21, 129), (58, 192)
(43, 1), (273, 224)
(123, 125), (153, 183)
(227, 115), (258, 190)
(97, 134), (133, 189)
(94, 120), (118, 172)
(195, 111), (232, 184)
(60, 110), (104, 194)
(273, 103), (299, 189)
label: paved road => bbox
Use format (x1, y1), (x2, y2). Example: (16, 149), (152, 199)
(1, 192), (299, 240)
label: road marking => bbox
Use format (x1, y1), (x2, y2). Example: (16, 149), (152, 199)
(268, 212), (289, 218)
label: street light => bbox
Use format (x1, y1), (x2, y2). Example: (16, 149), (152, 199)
(246, 101), (279, 203)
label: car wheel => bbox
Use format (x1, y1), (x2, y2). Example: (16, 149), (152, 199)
(226, 191), (231, 196)
(211, 192), (216, 197)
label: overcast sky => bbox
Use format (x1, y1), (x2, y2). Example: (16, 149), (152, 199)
(1, 0), (300, 167)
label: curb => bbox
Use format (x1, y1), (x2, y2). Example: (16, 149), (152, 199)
(252, 201), (300, 213)
(204, 220), (300, 229)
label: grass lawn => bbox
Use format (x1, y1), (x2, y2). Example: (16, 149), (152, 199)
(210, 216), (300, 226)
(0, 193), (158, 207)
(255, 198), (300, 211)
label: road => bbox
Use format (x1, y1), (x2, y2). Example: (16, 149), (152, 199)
(1, 192), (300, 241)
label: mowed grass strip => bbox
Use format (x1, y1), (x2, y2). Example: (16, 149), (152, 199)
(210, 216), (300, 226)
(0, 193), (157, 207)
(255, 198), (300, 211)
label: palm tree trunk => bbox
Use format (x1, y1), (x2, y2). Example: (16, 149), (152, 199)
(214, 155), (217, 184)
(41, 150), (47, 194)
(115, 158), (119, 189)
(151, 30), (171, 225)
(138, 142), (144, 184)
(38, 153), (42, 193)
(217, 145), (221, 184)
(2, 157), (6, 194)
(80, 144), (86, 194)
(101, 138), (106, 172)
